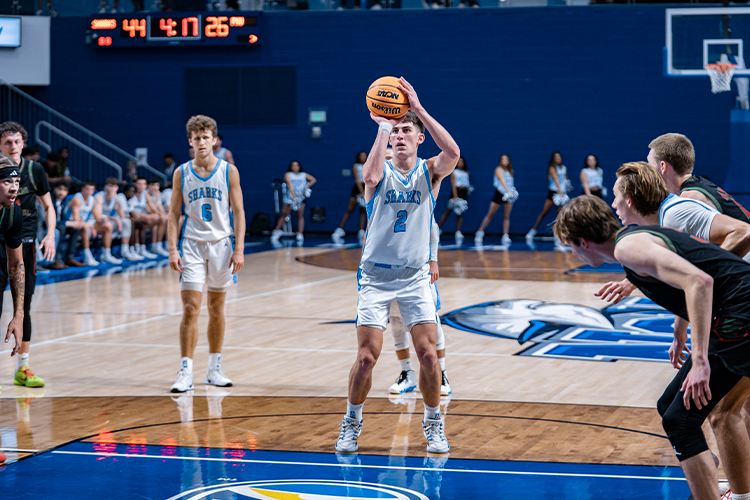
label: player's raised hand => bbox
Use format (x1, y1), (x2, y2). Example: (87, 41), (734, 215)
(398, 77), (422, 113)
(169, 249), (183, 273)
(230, 249), (244, 275)
(370, 113), (399, 128)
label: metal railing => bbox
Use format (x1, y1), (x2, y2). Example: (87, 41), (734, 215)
(0, 79), (167, 186)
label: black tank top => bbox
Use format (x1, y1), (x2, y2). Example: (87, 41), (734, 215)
(617, 225), (750, 325)
(680, 175), (750, 223)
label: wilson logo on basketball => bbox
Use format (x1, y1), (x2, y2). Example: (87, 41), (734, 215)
(371, 102), (402, 115)
(377, 90), (400, 99)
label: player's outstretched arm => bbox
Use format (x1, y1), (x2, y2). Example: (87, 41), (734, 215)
(398, 77), (460, 181)
(709, 214), (750, 258)
(615, 233), (713, 410)
(5, 244), (24, 356)
(167, 168), (184, 272)
(228, 165), (245, 275)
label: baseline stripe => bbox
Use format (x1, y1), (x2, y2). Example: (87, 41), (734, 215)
(52, 450), (686, 482)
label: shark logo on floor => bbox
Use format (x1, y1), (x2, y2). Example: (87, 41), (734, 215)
(169, 480), (429, 500)
(443, 297), (685, 363)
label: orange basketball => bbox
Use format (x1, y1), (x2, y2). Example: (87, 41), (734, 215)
(366, 76), (409, 120)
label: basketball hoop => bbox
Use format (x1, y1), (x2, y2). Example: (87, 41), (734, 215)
(706, 62), (737, 93)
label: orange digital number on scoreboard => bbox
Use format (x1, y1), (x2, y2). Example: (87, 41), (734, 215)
(122, 18), (146, 38)
(98, 36), (113, 46)
(159, 18), (178, 37)
(91, 19), (116, 29)
(205, 16), (229, 38)
(182, 17), (199, 37)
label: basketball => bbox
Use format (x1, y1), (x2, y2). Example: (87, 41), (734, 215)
(366, 76), (409, 120)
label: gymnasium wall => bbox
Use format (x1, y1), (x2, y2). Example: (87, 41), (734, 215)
(25, 6), (735, 235)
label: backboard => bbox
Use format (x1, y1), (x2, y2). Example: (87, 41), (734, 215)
(666, 7), (750, 76)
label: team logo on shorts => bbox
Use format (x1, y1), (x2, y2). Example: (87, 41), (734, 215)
(168, 480), (428, 500)
(443, 297), (683, 363)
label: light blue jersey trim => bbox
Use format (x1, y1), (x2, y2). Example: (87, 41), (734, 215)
(189, 159), (223, 182)
(424, 160), (435, 265)
(386, 160), (421, 188)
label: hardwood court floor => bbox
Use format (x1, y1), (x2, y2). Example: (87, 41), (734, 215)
(0, 240), (706, 472)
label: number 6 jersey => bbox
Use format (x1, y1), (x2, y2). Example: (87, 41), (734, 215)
(360, 158), (435, 269)
(180, 159), (233, 242)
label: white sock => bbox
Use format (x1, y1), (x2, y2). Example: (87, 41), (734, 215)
(17, 352), (29, 370)
(733, 493), (750, 500)
(84, 248), (94, 260)
(399, 358), (412, 372)
(438, 357), (446, 371)
(208, 353), (221, 370)
(180, 357), (193, 373)
(135, 243), (142, 253)
(346, 400), (363, 421)
(102, 247), (111, 257)
(151, 243), (159, 251)
(122, 244), (130, 252)
(424, 403), (441, 421)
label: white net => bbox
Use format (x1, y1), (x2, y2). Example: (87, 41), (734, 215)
(706, 63), (737, 94)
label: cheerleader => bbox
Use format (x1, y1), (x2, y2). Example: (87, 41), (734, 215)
(437, 156), (471, 244)
(474, 154), (517, 246)
(271, 160), (317, 243)
(580, 154), (606, 199)
(525, 151), (571, 251)
(331, 151), (367, 244)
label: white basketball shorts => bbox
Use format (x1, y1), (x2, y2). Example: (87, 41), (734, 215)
(180, 236), (236, 292)
(357, 262), (436, 331)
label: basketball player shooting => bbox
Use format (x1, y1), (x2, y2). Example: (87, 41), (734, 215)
(335, 77), (460, 454)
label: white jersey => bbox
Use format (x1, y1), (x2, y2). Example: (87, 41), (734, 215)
(95, 191), (118, 218)
(117, 193), (130, 216)
(215, 147), (227, 160)
(493, 169), (514, 193)
(128, 191), (149, 215)
(361, 158), (434, 269)
(161, 188), (172, 210)
(453, 169), (470, 188)
(180, 159), (233, 243)
(548, 165), (567, 192)
(150, 191), (161, 207)
(659, 193), (718, 242)
(582, 167), (604, 189)
(65, 192), (95, 223)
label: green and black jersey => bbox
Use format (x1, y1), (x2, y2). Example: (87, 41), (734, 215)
(680, 175), (750, 223)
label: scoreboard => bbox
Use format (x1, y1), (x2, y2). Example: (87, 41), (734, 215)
(89, 12), (262, 47)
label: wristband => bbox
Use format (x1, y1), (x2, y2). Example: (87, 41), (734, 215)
(378, 121), (393, 134)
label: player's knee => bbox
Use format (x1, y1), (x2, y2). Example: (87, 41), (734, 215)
(661, 406), (709, 461)
(207, 302), (224, 318)
(183, 300), (201, 317)
(357, 349), (379, 370)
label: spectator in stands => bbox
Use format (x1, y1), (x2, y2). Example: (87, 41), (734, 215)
(36, 0), (57, 16)
(213, 135), (235, 165)
(124, 159), (139, 186)
(164, 153), (176, 187)
(50, 181), (86, 268)
(58, 146), (70, 176)
(96, 178), (142, 262)
(99, 0), (119, 13)
(42, 151), (64, 183)
(22, 147), (40, 162)
(128, 177), (162, 259)
(147, 178), (169, 255)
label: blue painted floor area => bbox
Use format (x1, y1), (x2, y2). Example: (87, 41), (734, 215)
(0, 441), (690, 499)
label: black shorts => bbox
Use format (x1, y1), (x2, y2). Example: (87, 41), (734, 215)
(492, 190), (505, 204)
(590, 187), (604, 199)
(456, 187), (470, 200)
(0, 242), (37, 296)
(547, 190), (557, 201)
(350, 183), (362, 198)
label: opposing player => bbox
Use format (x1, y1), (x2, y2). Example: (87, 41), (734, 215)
(213, 134), (235, 165)
(335, 78), (459, 454)
(168, 115), (245, 393)
(0, 122), (57, 388)
(555, 195), (750, 500)
(95, 178), (141, 261)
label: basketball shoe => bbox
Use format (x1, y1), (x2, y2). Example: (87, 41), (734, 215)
(454, 231), (464, 245)
(140, 246), (158, 259)
(14, 366), (45, 388)
(271, 229), (283, 242)
(422, 416), (449, 453)
(389, 370), (417, 394)
(170, 369), (194, 393)
(501, 234), (512, 246)
(474, 230), (484, 245)
(440, 370), (451, 396)
(332, 227), (345, 240)
(335, 416), (363, 452)
(525, 228), (536, 243)
(205, 368), (233, 387)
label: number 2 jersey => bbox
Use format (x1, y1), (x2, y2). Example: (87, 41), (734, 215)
(360, 158), (435, 269)
(180, 159), (233, 243)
